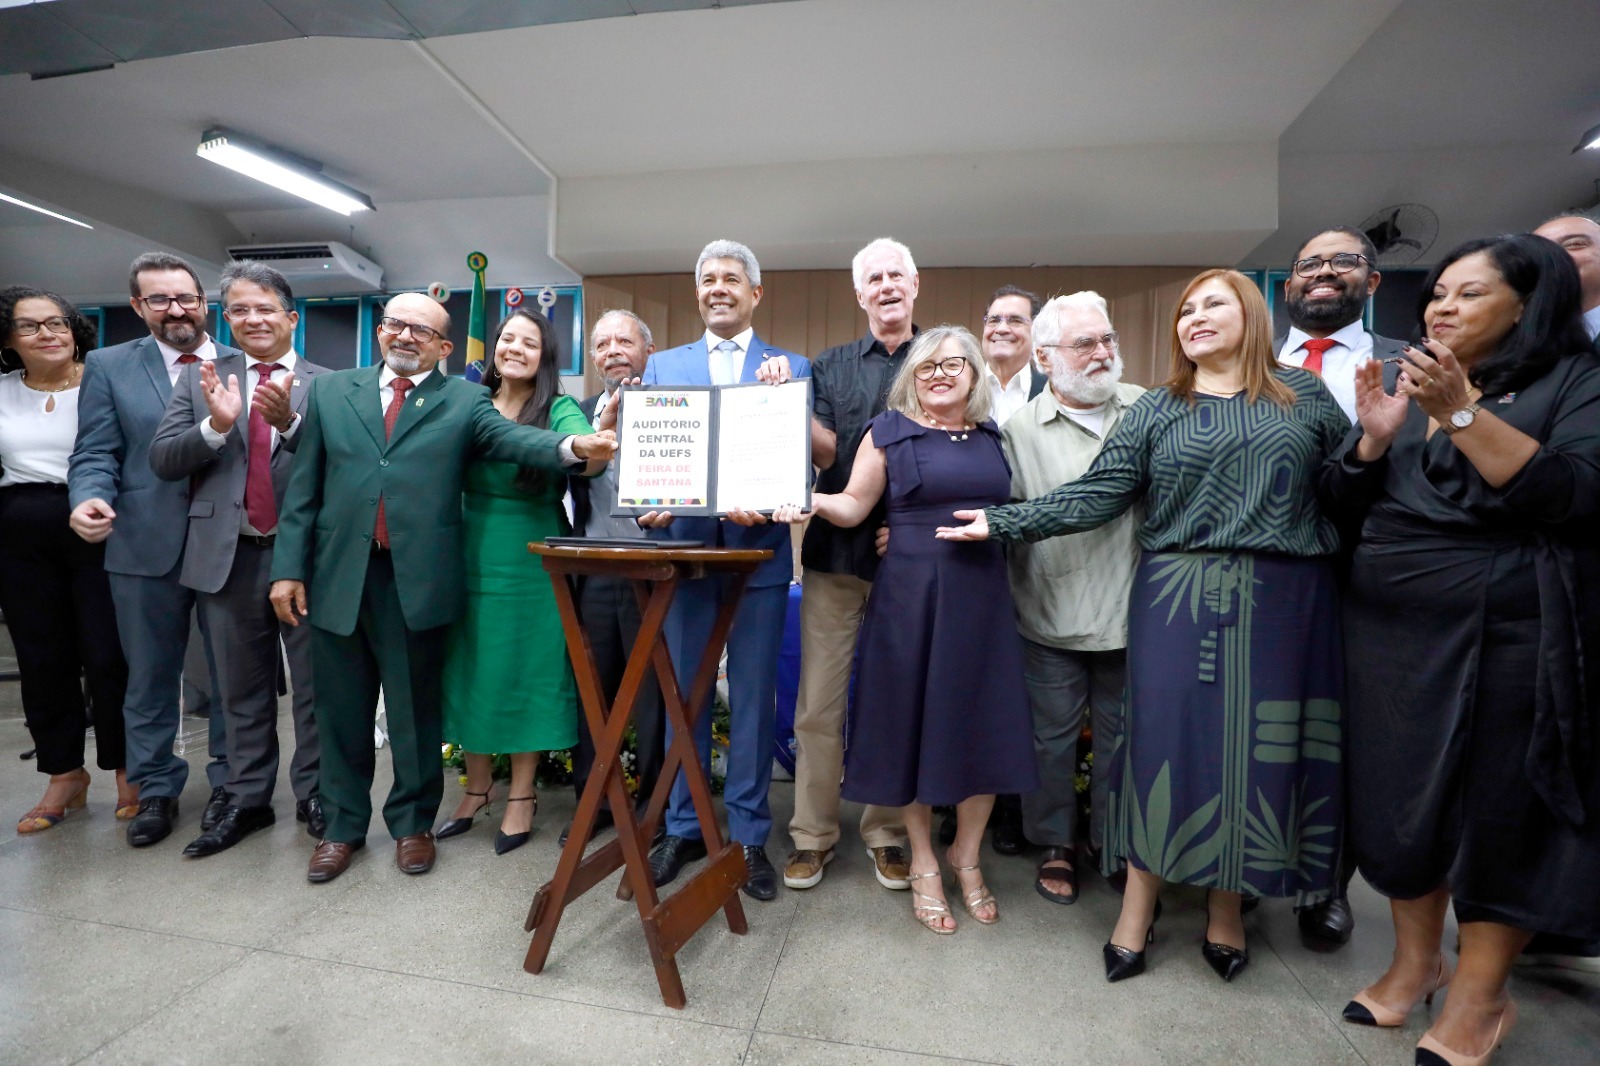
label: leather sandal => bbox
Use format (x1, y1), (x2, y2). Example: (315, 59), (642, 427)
(1035, 845), (1078, 905)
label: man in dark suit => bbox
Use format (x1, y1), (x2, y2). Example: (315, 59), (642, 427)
(1276, 227), (1406, 423)
(560, 308), (667, 848)
(150, 260), (329, 857)
(1270, 226), (1405, 949)
(635, 240), (811, 901)
(270, 292), (615, 883)
(980, 284), (1048, 428)
(69, 252), (242, 848)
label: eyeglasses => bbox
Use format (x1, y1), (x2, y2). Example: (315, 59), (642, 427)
(378, 316), (445, 344)
(1040, 332), (1119, 357)
(224, 304), (288, 320)
(137, 293), (203, 311)
(12, 316), (72, 337)
(913, 357), (969, 380)
(1292, 253), (1370, 277)
(981, 314), (1030, 329)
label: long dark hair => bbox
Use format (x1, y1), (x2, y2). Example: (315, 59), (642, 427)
(1417, 234), (1591, 396)
(0, 286), (98, 373)
(481, 308), (564, 493)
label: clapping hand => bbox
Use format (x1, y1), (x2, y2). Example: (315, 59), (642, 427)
(200, 361), (243, 434)
(935, 509), (990, 541)
(1396, 339), (1472, 425)
(1353, 359), (1408, 448)
(251, 373), (296, 432)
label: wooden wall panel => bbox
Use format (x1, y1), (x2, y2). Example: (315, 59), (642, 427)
(582, 265), (1207, 394)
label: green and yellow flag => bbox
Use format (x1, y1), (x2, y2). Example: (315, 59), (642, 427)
(464, 251), (488, 382)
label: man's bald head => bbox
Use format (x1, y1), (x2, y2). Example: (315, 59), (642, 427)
(377, 292), (454, 375)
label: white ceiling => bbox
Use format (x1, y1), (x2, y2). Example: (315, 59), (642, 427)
(0, 0), (1596, 305)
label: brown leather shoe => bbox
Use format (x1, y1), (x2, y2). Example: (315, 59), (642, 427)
(869, 845), (912, 890)
(395, 831), (436, 875)
(783, 847), (835, 889)
(307, 840), (363, 883)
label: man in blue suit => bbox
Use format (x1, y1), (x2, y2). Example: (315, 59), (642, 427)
(637, 240), (811, 901)
(69, 252), (240, 848)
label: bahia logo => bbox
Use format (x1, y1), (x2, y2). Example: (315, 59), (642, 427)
(645, 395), (690, 407)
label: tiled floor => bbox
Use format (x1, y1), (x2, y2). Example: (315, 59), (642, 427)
(2, 699), (1597, 1065)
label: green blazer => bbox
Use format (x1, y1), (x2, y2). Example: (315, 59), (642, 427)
(271, 366), (570, 636)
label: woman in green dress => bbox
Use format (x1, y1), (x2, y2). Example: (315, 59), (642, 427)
(436, 309), (603, 854)
(939, 270), (1353, 983)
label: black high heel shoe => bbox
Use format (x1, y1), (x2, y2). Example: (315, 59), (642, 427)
(436, 789), (490, 840)
(1202, 889), (1250, 982)
(1103, 900), (1162, 983)
(494, 795), (538, 855)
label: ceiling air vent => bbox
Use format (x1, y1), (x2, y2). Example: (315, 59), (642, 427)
(224, 241), (383, 296)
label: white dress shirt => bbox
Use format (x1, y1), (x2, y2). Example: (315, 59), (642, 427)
(155, 335), (217, 385)
(985, 364), (1035, 425)
(0, 371), (78, 486)
(704, 327), (755, 385)
(1583, 304), (1600, 341)
(1279, 319), (1372, 421)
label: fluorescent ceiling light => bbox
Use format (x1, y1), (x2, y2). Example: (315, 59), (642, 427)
(1573, 122), (1600, 153)
(0, 190), (92, 228)
(197, 127), (374, 215)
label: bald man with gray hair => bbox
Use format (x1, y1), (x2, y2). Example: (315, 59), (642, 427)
(1000, 290), (1144, 904)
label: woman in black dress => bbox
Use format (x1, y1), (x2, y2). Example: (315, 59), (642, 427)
(1322, 234), (1600, 1066)
(774, 326), (1037, 934)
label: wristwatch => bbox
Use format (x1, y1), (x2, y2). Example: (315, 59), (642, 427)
(1440, 403), (1481, 435)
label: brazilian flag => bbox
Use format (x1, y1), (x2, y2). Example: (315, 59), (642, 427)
(464, 251), (488, 382)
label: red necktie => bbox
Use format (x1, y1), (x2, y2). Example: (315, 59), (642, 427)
(176, 352), (200, 366)
(245, 362), (282, 533)
(1300, 338), (1336, 376)
(371, 377), (414, 550)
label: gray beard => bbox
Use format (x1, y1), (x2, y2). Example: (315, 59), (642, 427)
(1050, 355), (1122, 406)
(384, 350), (422, 374)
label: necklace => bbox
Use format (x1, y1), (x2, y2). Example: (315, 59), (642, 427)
(925, 418), (971, 441)
(22, 367), (79, 393)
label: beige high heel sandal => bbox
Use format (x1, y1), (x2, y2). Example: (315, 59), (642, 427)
(908, 870), (956, 935)
(945, 848), (998, 924)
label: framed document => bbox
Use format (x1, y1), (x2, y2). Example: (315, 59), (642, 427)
(613, 380), (812, 516)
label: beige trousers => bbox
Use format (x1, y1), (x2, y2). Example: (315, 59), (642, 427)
(788, 570), (905, 851)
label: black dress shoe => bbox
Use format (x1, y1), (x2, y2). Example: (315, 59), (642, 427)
(1298, 896), (1354, 950)
(183, 805), (275, 858)
(742, 845), (778, 900)
(1103, 923), (1157, 983)
(200, 786), (229, 831)
(1239, 894), (1260, 915)
(648, 834), (707, 886)
(991, 818), (1025, 856)
(493, 795), (537, 856)
(295, 796), (327, 839)
(127, 796), (179, 848)
(558, 807), (615, 847)
(1202, 940), (1250, 982)
(435, 790), (490, 841)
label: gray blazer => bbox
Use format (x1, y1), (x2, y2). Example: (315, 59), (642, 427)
(69, 335), (246, 578)
(149, 353), (330, 594)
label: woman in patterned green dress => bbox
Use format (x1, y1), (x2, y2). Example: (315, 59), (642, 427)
(939, 270), (1353, 983)
(435, 310), (604, 855)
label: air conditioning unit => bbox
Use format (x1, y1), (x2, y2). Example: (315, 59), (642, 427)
(223, 241), (384, 296)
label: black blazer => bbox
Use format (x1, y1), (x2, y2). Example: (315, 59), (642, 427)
(569, 391), (603, 536)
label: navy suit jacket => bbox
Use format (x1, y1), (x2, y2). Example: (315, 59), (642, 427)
(70, 335), (246, 578)
(641, 334), (811, 588)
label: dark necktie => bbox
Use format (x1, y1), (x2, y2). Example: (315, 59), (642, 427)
(1300, 338), (1336, 376)
(245, 362), (282, 533)
(371, 377), (414, 550)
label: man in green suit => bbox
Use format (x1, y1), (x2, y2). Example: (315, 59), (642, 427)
(269, 292), (615, 883)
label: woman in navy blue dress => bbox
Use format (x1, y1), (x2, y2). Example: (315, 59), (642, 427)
(775, 326), (1037, 933)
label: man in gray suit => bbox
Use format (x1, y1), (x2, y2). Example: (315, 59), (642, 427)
(151, 260), (328, 857)
(1276, 226), (1406, 422)
(69, 252), (242, 848)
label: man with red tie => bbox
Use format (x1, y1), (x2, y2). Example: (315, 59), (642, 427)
(268, 292), (615, 883)
(1276, 227), (1405, 422)
(151, 260), (330, 857)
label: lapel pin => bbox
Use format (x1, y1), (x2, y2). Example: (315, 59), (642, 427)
(1498, 392), (1516, 404)
(415, 397), (425, 407)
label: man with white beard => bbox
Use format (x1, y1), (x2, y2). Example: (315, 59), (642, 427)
(999, 291), (1143, 906)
